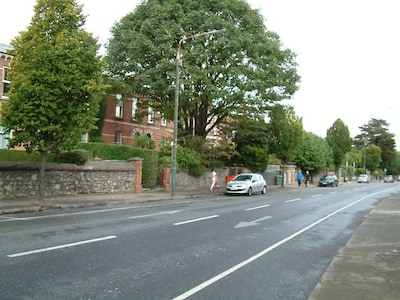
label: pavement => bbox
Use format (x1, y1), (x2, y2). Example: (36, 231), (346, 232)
(1, 184), (399, 299)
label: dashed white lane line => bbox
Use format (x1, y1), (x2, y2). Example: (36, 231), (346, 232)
(285, 198), (301, 203)
(245, 204), (270, 211)
(7, 236), (117, 258)
(173, 215), (219, 226)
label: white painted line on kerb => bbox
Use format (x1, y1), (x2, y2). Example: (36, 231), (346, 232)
(285, 198), (301, 203)
(173, 215), (219, 226)
(7, 236), (117, 258)
(245, 204), (270, 211)
(172, 192), (382, 300)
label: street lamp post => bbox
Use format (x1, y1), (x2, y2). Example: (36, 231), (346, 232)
(171, 29), (225, 196)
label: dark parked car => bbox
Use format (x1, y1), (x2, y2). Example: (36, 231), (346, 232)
(318, 175), (338, 187)
(225, 173), (267, 196)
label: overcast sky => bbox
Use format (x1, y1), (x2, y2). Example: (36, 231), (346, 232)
(3, 0), (400, 148)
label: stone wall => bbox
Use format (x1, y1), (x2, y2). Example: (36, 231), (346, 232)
(0, 161), (137, 200)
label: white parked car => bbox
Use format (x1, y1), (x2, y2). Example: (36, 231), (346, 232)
(357, 174), (370, 183)
(225, 173), (267, 196)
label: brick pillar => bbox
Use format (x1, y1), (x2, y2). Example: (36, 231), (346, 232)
(162, 166), (171, 191)
(129, 157), (143, 193)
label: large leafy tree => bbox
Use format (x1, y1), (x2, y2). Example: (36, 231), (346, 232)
(267, 105), (304, 163)
(230, 116), (269, 171)
(1, 0), (106, 201)
(326, 119), (353, 172)
(294, 132), (333, 174)
(354, 118), (396, 173)
(365, 144), (382, 173)
(105, 0), (300, 138)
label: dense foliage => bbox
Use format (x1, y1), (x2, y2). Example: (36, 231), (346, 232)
(1, 0), (106, 200)
(105, 0), (300, 139)
(326, 119), (353, 171)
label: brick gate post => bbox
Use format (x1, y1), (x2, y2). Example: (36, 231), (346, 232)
(129, 157), (143, 193)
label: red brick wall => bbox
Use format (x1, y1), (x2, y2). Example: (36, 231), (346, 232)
(102, 94), (174, 150)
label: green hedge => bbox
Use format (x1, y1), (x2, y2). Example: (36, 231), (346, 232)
(0, 149), (56, 162)
(75, 143), (159, 188)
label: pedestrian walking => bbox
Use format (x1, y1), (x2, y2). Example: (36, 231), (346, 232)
(305, 171), (311, 187)
(209, 169), (217, 191)
(296, 170), (304, 186)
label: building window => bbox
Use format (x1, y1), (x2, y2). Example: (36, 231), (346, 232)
(148, 106), (154, 124)
(81, 133), (89, 143)
(161, 114), (167, 126)
(115, 94), (123, 118)
(132, 97), (138, 120)
(161, 136), (167, 147)
(115, 131), (122, 144)
(0, 126), (9, 149)
(2, 67), (10, 98)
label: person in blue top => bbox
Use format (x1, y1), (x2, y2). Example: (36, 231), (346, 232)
(296, 170), (304, 186)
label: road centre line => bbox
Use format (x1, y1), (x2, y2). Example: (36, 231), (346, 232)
(172, 191), (383, 300)
(285, 198), (301, 203)
(173, 215), (219, 226)
(7, 236), (117, 258)
(245, 204), (270, 211)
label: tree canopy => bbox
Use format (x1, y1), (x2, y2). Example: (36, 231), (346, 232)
(1, 0), (106, 200)
(326, 119), (352, 171)
(267, 105), (304, 163)
(105, 0), (300, 138)
(294, 132), (333, 173)
(354, 118), (396, 173)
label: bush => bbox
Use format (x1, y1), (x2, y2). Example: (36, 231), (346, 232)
(188, 163), (205, 177)
(55, 150), (90, 165)
(159, 145), (206, 177)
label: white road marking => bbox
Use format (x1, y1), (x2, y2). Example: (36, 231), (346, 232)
(312, 194), (322, 198)
(234, 216), (272, 228)
(245, 204), (270, 211)
(173, 215), (219, 226)
(7, 236), (117, 258)
(172, 192), (382, 300)
(285, 198), (301, 203)
(127, 210), (181, 219)
(2, 202), (188, 222)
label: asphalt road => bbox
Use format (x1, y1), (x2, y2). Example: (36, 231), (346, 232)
(1, 182), (399, 299)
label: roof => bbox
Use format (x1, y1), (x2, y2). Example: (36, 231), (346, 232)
(0, 43), (13, 54)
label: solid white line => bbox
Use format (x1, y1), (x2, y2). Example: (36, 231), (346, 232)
(7, 236), (117, 258)
(172, 192), (382, 300)
(173, 215), (219, 226)
(245, 204), (270, 211)
(285, 198), (301, 203)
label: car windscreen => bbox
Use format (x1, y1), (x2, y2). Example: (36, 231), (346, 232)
(234, 175), (252, 181)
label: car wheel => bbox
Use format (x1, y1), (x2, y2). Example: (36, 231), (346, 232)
(247, 187), (252, 196)
(262, 186), (267, 194)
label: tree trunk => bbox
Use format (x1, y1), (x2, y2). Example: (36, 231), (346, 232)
(38, 151), (47, 202)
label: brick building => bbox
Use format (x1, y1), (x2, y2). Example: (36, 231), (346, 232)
(102, 94), (174, 150)
(0, 43), (12, 149)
